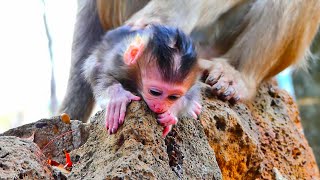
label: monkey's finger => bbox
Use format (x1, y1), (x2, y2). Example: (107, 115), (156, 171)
(108, 103), (115, 134)
(157, 117), (169, 125)
(194, 107), (201, 116)
(212, 81), (229, 97)
(211, 84), (222, 94)
(190, 111), (198, 119)
(157, 114), (172, 125)
(111, 107), (120, 134)
(205, 74), (220, 86)
(157, 112), (168, 120)
(112, 103), (121, 133)
(205, 66), (223, 84)
(211, 81), (227, 94)
(157, 117), (169, 126)
(129, 94), (141, 101)
(105, 107), (109, 129)
(119, 102), (127, 125)
(229, 95), (241, 105)
(105, 105), (111, 130)
(170, 118), (178, 125)
(222, 87), (236, 101)
(162, 125), (172, 138)
(194, 101), (202, 110)
(162, 117), (178, 127)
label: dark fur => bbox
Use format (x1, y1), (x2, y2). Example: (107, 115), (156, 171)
(59, 1), (150, 122)
(147, 25), (197, 83)
(86, 24), (198, 97)
(61, 0), (320, 122)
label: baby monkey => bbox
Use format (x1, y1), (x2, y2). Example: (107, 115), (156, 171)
(83, 25), (201, 137)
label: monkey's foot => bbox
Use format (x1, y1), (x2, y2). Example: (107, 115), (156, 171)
(203, 59), (250, 103)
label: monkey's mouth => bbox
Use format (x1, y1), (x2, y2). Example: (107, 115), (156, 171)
(149, 106), (166, 114)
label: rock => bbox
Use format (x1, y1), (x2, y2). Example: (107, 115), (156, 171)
(0, 81), (318, 179)
(1, 116), (90, 164)
(69, 102), (222, 179)
(0, 136), (52, 179)
(201, 81), (319, 179)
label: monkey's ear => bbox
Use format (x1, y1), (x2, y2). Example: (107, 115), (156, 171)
(124, 35), (145, 65)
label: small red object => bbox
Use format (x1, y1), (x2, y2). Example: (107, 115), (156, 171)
(64, 150), (73, 167)
(47, 159), (60, 166)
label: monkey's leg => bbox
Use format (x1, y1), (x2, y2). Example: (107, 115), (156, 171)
(233, 1), (320, 89)
(125, 0), (203, 34)
(59, 0), (104, 122)
(204, 1), (320, 102)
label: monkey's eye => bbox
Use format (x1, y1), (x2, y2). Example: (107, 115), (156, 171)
(149, 89), (162, 96)
(168, 95), (180, 101)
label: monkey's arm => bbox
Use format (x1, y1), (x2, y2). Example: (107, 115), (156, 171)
(157, 85), (201, 137)
(95, 83), (141, 134)
(83, 55), (140, 134)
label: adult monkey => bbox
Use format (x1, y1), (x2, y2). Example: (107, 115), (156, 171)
(59, 0), (320, 122)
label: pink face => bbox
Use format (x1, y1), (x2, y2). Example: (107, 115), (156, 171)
(140, 68), (192, 114)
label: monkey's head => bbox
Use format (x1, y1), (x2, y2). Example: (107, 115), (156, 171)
(123, 25), (199, 114)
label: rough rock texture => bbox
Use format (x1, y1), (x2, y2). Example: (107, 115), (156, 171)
(0, 81), (318, 179)
(201, 82), (319, 179)
(69, 102), (222, 179)
(1, 116), (90, 163)
(0, 136), (52, 179)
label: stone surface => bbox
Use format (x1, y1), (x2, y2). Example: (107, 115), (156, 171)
(0, 136), (52, 179)
(1, 116), (90, 164)
(69, 102), (222, 179)
(0, 81), (318, 179)
(201, 81), (319, 179)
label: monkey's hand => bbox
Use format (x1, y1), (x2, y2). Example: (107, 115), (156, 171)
(158, 100), (201, 137)
(157, 111), (178, 137)
(104, 84), (141, 134)
(201, 58), (251, 103)
(186, 100), (202, 119)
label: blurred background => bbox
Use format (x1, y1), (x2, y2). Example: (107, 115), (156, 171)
(0, 0), (319, 166)
(0, 0), (76, 132)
